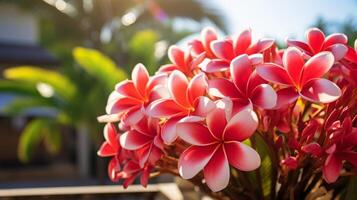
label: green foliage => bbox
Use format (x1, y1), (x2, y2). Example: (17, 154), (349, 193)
(18, 119), (56, 162)
(129, 30), (159, 74)
(4, 66), (77, 101)
(0, 80), (40, 97)
(73, 47), (127, 91)
(346, 177), (357, 200)
(3, 97), (56, 116)
(254, 133), (273, 199)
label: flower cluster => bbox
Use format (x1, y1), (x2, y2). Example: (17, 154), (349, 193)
(98, 27), (357, 198)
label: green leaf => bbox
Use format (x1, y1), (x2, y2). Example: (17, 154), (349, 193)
(18, 119), (54, 162)
(73, 47), (127, 90)
(3, 97), (57, 116)
(129, 30), (159, 74)
(4, 66), (77, 101)
(43, 125), (61, 155)
(254, 133), (273, 199)
(0, 80), (39, 96)
(346, 176), (357, 200)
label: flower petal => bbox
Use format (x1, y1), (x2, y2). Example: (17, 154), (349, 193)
(208, 78), (241, 98)
(161, 116), (183, 144)
(190, 39), (205, 56)
(233, 28), (252, 55)
(168, 70), (191, 108)
(115, 80), (142, 99)
(132, 63), (149, 97)
(322, 154), (342, 183)
(201, 27), (218, 55)
(97, 141), (116, 157)
(206, 102), (228, 139)
(203, 146), (230, 192)
(286, 39), (312, 55)
(250, 84), (277, 109)
(168, 45), (186, 67)
(306, 28), (325, 53)
(121, 106), (145, 125)
(323, 33), (348, 48)
(224, 106), (258, 141)
(200, 59), (229, 73)
(193, 96), (216, 117)
(327, 44), (348, 61)
(256, 63), (293, 85)
(177, 121), (216, 146)
(274, 87), (299, 109)
(300, 52), (335, 86)
(104, 123), (119, 150)
(283, 47), (304, 85)
(178, 145), (217, 179)
(225, 141), (261, 171)
(147, 99), (185, 118)
(230, 54), (252, 95)
(300, 78), (341, 103)
(211, 39), (235, 60)
(188, 73), (207, 103)
(106, 95), (141, 114)
(120, 130), (151, 150)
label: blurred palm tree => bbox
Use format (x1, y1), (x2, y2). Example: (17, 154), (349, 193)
(0, 48), (126, 177)
(1, 0), (226, 70)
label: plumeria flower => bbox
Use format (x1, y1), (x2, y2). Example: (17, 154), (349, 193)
(119, 153), (153, 188)
(158, 45), (206, 76)
(256, 47), (341, 107)
(201, 28), (274, 73)
(287, 28), (348, 60)
(106, 63), (168, 125)
(148, 70), (215, 144)
(322, 117), (357, 183)
(189, 27), (218, 58)
(208, 54), (277, 109)
(176, 99), (261, 192)
(97, 123), (122, 181)
(120, 117), (163, 167)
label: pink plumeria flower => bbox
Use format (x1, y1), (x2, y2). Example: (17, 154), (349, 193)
(148, 70), (215, 144)
(106, 63), (168, 125)
(208, 54), (277, 109)
(189, 27), (218, 58)
(256, 47), (341, 108)
(120, 117), (163, 168)
(322, 117), (357, 183)
(176, 99), (261, 192)
(201, 28), (274, 73)
(119, 153), (153, 188)
(97, 123), (122, 181)
(158, 45), (206, 76)
(287, 28), (348, 60)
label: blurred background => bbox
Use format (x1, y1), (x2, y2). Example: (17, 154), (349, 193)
(0, 0), (356, 199)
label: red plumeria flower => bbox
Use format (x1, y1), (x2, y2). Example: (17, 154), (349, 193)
(106, 63), (168, 125)
(119, 152), (153, 188)
(120, 117), (163, 168)
(339, 39), (357, 86)
(176, 99), (261, 192)
(257, 47), (341, 107)
(189, 27), (218, 58)
(201, 29), (274, 73)
(322, 117), (357, 183)
(287, 28), (348, 60)
(148, 70), (215, 144)
(208, 54), (277, 109)
(158, 45), (205, 76)
(97, 123), (122, 181)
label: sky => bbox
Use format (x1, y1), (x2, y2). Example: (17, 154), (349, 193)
(211, 0), (357, 41)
